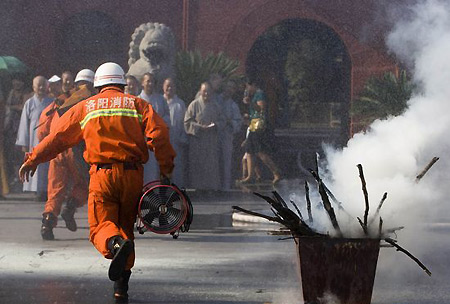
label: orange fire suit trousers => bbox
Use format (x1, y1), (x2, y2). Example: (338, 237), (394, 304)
(88, 163), (143, 271)
(44, 149), (88, 220)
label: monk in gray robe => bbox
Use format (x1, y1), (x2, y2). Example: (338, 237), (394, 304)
(184, 82), (224, 190)
(163, 78), (188, 187)
(16, 76), (53, 196)
(217, 81), (242, 190)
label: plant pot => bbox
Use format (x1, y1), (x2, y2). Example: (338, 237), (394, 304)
(296, 236), (380, 304)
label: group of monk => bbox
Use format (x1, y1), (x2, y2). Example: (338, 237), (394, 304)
(11, 69), (240, 243)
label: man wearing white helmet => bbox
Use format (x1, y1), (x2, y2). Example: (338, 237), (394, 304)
(61, 71), (74, 94)
(37, 68), (95, 240)
(48, 75), (62, 98)
(74, 68), (95, 91)
(19, 62), (175, 301)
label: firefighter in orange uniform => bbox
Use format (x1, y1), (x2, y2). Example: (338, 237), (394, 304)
(19, 62), (175, 300)
(37, 69), (96, 240)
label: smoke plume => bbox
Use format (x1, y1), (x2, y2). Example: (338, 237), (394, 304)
(319, 0), (450, 241)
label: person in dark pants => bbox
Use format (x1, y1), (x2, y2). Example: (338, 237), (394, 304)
(239, 80), (282, 185)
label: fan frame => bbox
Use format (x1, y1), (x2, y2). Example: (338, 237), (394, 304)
(138, 183), (189, 234)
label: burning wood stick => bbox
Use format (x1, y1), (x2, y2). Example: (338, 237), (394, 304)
(357, 216), (368, 235)
(318, 180), (342, 237)
(270, 208), (284, 224)
(357, 164), (370, 228)
(251, 193), (320, 236)
(272, 191), (288, 209)
(376, 192), (388, 214)
(379, 217), (383, 238)
(304, 181), (313, 223)
(308, 169), (351, 217)
(416, 157), (439, 182)
(368, 192), (388, 227)
(308, 169), (342, 236)
(384, 237), (432, 276)
(290, 200), (304, 221)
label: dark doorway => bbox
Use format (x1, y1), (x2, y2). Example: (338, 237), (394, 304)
(246, 19), (351, 177)
(56, 11), (124, 74)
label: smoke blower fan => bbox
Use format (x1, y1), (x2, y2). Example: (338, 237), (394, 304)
(137, 181), (193, 238)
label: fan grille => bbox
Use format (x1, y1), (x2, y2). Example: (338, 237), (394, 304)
(138, 185), (188, 234)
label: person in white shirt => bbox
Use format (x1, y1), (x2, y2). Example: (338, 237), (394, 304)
(124, 75), (140, 96)
(139, 72), (171, 184)
(163, 78), (188, 187)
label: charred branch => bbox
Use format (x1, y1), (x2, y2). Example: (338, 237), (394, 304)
(384, 237), (432, 276)
(249, 193), (322, 236)
(416, 157), (439, 182)
(357, 217), (368, 235)
(309, 169), (351, 216)
(305, 181), (313, 223)
(290, 200), (304, 221)
(376, 192), (388, 214)
(368, 192), (388, 227)
(357, 164), (370, 228)
(272, 191), (288, 209)
(379, 217), (383, 238)
(317, 180), (342, 237)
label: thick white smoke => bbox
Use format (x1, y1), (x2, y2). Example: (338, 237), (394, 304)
(274, 2), (450, 303)
(321, 0), (450, 239)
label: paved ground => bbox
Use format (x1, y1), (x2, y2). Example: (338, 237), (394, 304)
(0, 190), (449, 304)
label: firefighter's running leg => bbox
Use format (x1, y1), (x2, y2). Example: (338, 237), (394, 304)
(41, 212), (57, 240)
(61, 198), (78, 231)
(107, 235), (133, 281)
(114, 164), (143, 299)
(87, 164), (143, 287)
(114, 270), (131, 300)
(61, 150), (89, 232)
(42, 155), (67, 239)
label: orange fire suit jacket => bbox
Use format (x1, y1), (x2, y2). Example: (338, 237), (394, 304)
(37, 102), (57, 142)
(24, 86), (175, 175)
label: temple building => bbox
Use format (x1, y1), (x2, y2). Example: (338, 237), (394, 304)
(0, 0), (401, 177)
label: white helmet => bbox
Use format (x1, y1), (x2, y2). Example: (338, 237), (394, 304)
(94, 62), (126, 88)
(48, 75), (61, 83)
(75, 69), (94, 84)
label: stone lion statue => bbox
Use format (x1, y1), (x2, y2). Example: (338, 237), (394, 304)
(128, 22), (176, 85)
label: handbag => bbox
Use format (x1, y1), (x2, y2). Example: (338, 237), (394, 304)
(249, 117), (265, 132)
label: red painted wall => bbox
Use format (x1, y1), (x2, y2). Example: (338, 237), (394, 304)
(1, 1), (397, 78)
(0, 0), (184, 76)
(186, 0), (397, 93)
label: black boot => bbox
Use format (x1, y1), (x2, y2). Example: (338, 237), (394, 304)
(113, 270), (131, 302)
(108, 236), (134, 281)
(41, 213), (57, 240)
(61, 200), (77, 232)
